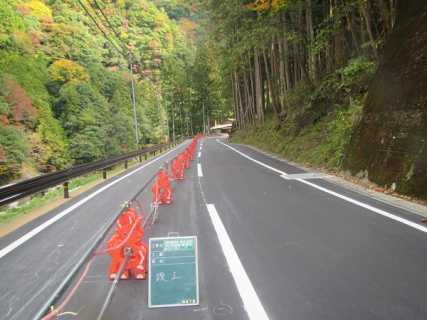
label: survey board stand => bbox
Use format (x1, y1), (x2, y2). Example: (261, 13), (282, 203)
(148, 236), (199, 308)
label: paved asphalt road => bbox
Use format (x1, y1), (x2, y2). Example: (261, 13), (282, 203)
(0, 137), (426, 320)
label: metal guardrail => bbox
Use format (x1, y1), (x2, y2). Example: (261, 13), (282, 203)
(0, 140), (183, 207)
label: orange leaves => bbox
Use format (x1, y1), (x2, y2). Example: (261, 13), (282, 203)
(3, 78), (37, 126)
(49, 60), (90, 84)
(149, 40), (160, 55)
(179, 19), (199, 39)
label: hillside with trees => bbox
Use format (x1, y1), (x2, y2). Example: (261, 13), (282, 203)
(205, 0), (425, 201)
(1, 0), (425, 201)
(0, 0), (230, 185)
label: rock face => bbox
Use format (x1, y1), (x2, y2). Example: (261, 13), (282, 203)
(342, 1), (427, 200)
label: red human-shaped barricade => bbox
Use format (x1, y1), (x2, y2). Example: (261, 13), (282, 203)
(188, 138), (198, 157)
(171, 156), (184, 180)
(106, 208), (148, 280)
(188, 143), (196, 159)
(181, 150), (191, 169)
(151, 169), (172, 204)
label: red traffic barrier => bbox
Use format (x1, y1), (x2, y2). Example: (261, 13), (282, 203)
(181, 150), (191, 169)
(171, 156), (184, 180)
(151, 169), (172, 204)
(106, 208), (148, 280)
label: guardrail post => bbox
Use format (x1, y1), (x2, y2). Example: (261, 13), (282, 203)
(125, 161), (128, 169)
(139, 155), (142, 162)
(145, 154), (148, 161)
(103, 169), (107, 179)
(63, 182), (69, 199)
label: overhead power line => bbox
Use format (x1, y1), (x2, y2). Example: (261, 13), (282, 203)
(76, 0), (125, 56)
(91, 0), (130, 54)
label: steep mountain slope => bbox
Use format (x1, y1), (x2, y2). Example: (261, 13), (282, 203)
(342, 0), (427, 200)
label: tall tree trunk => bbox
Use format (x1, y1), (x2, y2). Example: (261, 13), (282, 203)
(248, 60), (256, 125)
(293, 26), (300, 84)
(282, 12), (292, 90)
(254, 48), (265, 122)
(306, 0), (318, 84)
(342, 0), (361, 56)
(358, 0), (379, 62)
(278, 38), (286, 110)
(271, 35), (282, 111)
(360, 15), (368, 56)
(377, 0), (392, 36)
(236, 71), (246, 130)
(231, 72), (241, 130)
(263, 49), (281, 124)
(325, 0), (334, 70)
(334, 0), (346, 68)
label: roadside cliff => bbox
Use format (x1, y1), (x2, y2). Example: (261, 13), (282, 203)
(341, 0), (427, 200)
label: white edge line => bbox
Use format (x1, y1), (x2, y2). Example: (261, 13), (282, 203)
(197, 163), (203, 177)
(298, 179), (427, 233)
(216, 139), (286, 175)
(216, 139), (427, 234)
(206, 204), (269, 320)
(0, 144), (186, 260)
(69, 186), (82, 192)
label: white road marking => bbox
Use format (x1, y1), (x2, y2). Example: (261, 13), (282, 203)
(197, 142), (268, 319)
(0, 145), (187, 260)
(206, 204), (269, 320)
(216, 139), (427, 234)
(198, 152), (201, 158)
(299, 179), (427, 234)
(197, 163), (203, 177)
(216, 139), (286, 175)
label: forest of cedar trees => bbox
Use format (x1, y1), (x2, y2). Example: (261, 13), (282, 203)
(0, 1), (401, 186)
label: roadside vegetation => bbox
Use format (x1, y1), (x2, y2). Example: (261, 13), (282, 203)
(231, 56), (375, 172)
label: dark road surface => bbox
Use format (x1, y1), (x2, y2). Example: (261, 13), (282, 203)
(0, 137), (426, 320)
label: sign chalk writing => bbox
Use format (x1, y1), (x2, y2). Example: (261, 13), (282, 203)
(148, 236), (199, 308)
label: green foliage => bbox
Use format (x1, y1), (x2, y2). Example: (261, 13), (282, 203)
(231, 55), (371, 171)
(0, 1), (26, 34)
(0, 125), (29, 183)
(0, 0), (205, 186)
(110, 73), (133, 115)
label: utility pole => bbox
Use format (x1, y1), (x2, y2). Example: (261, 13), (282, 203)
(164, 88), (170, 142)
(129, 52), (140, 149)
(186, 111), (189, 137)
(207, 106), (210, 136)
(179, 101), (183, 137)
(202, 102), (205, 135)
(171, 87), (175, 141)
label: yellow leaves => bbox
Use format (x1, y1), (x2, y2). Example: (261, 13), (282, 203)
(26, 0), (52, 19)
(246, 0), (288, 13)
(120, 31), (129, 39)
(49, 60), (90, 84)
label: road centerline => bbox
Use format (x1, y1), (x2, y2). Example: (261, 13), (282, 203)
(197, 163), (203, 177)
(206, 204), (270, 320)
(197, 141), (269, 319)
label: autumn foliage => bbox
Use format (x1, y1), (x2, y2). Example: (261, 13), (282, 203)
(49, 60), (90, 84)
(245, 0), (288, 13)
(4, 78), (37, 127)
